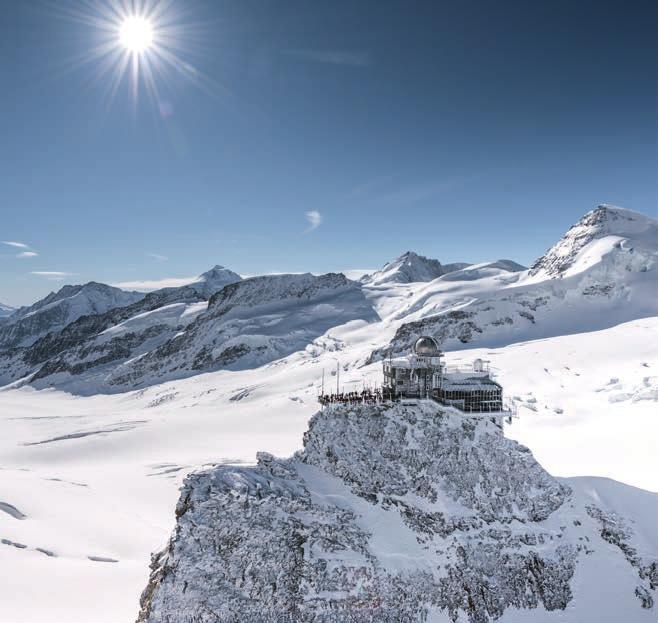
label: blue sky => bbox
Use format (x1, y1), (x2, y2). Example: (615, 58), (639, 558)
(1, 0), (657, 306)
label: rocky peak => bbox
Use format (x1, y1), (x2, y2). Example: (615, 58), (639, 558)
(529, 204), (658, 279)
(363, 251), (468, 285)
(137, 401), (656, 622)
(189, 265), (242, 298)
(0, 281), (144, 350)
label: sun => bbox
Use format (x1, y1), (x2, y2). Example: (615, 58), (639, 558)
(57, 0), (208, 110)
(118, 16), (154, 53)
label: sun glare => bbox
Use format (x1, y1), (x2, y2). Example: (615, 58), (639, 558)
(119, 16), (154, 53)
(59, 0), (208, 110)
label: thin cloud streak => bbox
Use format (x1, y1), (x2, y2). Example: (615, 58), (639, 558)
(17, 251), (39, 258)
(31, 271), (75, 281)
(2, 241), (30, 249)
(112, 276), (199, 291)
(305, 210), (322, 232)
(146, 253), (169, 261)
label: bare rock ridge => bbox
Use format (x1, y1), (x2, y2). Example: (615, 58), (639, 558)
(136, 401), (657, 622)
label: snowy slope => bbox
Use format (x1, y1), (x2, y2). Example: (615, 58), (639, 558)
(362, 251), (469, 285)
(138, 402), (657, 622)
(377, 205), (658, 356)
(0, 282), (144, 349)
(0, 272), (376, 393)
(0, 266), (241, 390)
(0, 315), (657, 622)
(0, 205), (657, 621)
(98, 272), (378, 390)
(527, 204), (657, 280)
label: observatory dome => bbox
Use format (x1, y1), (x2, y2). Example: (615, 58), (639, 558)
(413, 336), (441, 357)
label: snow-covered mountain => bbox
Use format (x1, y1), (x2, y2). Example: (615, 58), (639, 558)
(362, 251), (469, 285)
(138, 401), (658, 622)
(22, 272), (376, 392)
(0, 266), (242, 390)
(175, 264), (241, 298)
(0, 282), (143, 350)
(0, 302), (14, 318)
(1, 200), (657, 622)
(375, 205), (658, 357)
(528, 204), (656, 280)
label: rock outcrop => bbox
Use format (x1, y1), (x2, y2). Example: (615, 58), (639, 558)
(136, 402), (658, 622)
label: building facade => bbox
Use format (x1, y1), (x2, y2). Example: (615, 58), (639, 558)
(383, 336), (504, 412)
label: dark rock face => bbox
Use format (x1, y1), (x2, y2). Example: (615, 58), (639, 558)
(136, 403), (590, 623)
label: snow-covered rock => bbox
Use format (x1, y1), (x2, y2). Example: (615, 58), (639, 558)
(137, 401), (657, 622)
(362, 251), (469, 285)
(0, 282), (143, 350)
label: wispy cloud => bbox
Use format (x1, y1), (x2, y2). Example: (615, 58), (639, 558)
(305, 210), (322, 233)
(2, 241), (30, 249)
(285, 49), (371, 68)
(31, 271), (75, 281)
(112, 276), (199, 291)
(3, 240), (39, 259)
(146, 252), (168, 261)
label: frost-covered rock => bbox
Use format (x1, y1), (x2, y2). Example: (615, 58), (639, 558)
(136, 402), (657, 622)
(362, 251), (468, 285)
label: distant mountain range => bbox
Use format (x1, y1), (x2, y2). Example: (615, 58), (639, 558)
(1, 205), (656, 395)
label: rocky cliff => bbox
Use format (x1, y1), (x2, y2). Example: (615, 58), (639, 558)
(137, 401), (657, 622)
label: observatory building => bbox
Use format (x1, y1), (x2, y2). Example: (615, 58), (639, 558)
(383, 336), (504, 412)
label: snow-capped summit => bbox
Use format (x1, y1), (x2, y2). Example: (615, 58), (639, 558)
(363, 251), (468, 285)
(187, 265), (242, 298)
(377, 205), (658, 357)
(0, 281), (143, 349)
(528, 204), (658, 280)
